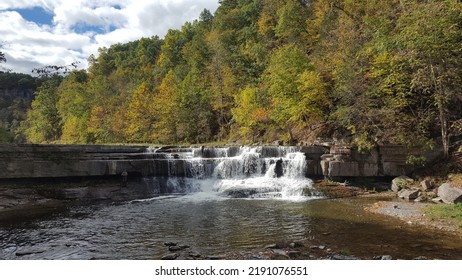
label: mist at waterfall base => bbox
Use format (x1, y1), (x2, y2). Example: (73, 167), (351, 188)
(142, 146), (322, 201)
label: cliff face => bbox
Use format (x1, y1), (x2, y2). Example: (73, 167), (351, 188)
(0, 88), (34, 100)
(0, 144), (152, 179)
(0, 144), (442, 180)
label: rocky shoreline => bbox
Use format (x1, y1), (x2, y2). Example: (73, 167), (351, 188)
(365, 198), (461, 234)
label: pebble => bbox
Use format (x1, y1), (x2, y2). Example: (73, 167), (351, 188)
(271, 249), (288, 257)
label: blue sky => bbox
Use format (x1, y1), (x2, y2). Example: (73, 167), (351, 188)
(13, 7), (54, 26)
(0, 0), (219, 74)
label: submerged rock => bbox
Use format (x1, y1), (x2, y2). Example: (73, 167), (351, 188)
(329, 254), (360, 260)
(168, 246), (184, 252)
(161, 253), (180, 260)
(207, 255), (224, 260)
(15, 249), (46, 256)
(189, 251), (201, 258)
(287, 251), (301, 258)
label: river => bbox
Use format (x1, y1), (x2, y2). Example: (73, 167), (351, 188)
(1, 146), (461, 259)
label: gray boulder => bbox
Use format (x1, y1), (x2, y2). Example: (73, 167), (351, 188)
(437, 183), (462, 204)
(420, 180), (433, 191)
(398, 188), (420, 200)
(392, 176), (414, 192)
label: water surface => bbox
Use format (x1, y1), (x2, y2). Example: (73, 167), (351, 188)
(1, 194), (461, 260)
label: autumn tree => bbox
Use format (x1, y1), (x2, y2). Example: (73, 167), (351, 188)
(56, 70), (91, 143)
(395, 0), (462, 157)
(22, 77), (62, 143)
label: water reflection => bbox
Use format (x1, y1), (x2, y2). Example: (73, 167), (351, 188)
(1, 195), (462, 259)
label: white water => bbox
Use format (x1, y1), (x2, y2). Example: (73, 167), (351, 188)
(146, 146), (322, 201)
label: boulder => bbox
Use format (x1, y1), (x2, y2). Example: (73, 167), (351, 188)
(391, 176), (414, 192)
(437, 183), (462, 204)
(275, 158), (284, 178)
(398, 189), (420, 200)
(420, 180), (433, 191)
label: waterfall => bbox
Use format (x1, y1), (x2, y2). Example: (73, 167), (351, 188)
(144, 146), (322, 201)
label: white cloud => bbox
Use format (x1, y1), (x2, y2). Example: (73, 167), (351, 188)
(0, 0), (219, 74)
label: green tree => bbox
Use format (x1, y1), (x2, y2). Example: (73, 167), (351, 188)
(22, 77), (62, 143)
(177, 67), (215, 143)
(275, 0), (308, 45)
(395, 0), (462, 157)
(264, 44), (311, 141)
(56, 70), (91, 143)
(152, 70), (181, 143)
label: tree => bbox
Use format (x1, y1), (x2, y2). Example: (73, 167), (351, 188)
(0, 42), (6, 64)
(177, 67), (215, 143)
(123, 82), (157, 142)
(395, 0), (462, 157)
(152, 70), (181, 143)
(275, 0), (308, 45)
(232, 86), (270, 142)
(22, 77), (62, 143)
(56, 70), (91, 143)
(264, 44), (311, 141)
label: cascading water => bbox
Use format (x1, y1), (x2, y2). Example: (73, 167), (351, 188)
(144, 146), (322, 201)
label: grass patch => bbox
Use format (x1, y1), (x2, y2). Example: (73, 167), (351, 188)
(425, 203), (462, 231)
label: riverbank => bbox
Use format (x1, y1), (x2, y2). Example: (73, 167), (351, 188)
(365, 193), (462, 235)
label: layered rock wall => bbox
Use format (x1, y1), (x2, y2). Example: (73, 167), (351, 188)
(0, 144), (442, 179)
(0, 144), (153, 179)
(319, 145), (442, 178)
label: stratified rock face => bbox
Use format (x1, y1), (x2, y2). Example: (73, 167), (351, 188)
(0, 144), (440, 180)
(0, 144), (159, 179)
(437, 183), (462, 204)
(321, 145), (442, 178)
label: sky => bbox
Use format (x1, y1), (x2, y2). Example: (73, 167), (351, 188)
(0, 0), (220, 74)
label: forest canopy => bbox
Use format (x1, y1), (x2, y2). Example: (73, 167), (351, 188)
(13, 0), (462, 155)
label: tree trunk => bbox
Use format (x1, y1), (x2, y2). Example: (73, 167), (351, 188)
(431, 64), (449, 158)
(439, 102), (449, 158)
